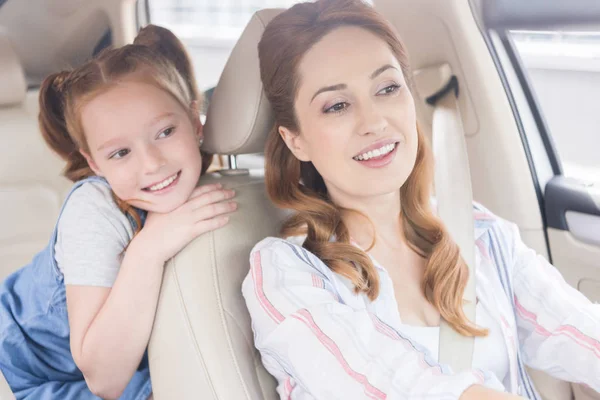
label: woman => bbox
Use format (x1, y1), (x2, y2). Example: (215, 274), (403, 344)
(242, 0), (600, 399)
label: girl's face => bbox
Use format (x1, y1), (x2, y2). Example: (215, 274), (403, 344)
(279, 26), (419, 208)
(80, 80), (203, 213)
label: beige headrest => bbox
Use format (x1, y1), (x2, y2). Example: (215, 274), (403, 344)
(0, 33), (27, 107)
(203, 9), (282, 155)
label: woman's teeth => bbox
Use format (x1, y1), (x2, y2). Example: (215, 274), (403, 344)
(147, 173), (178, 191)
(354, 143), (396, 161)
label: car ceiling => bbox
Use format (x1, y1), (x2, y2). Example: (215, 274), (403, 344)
(0, 0), (114, 86)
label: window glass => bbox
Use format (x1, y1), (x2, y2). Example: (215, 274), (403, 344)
(511, 31), (600, 182)
(149, 0), (310, 91)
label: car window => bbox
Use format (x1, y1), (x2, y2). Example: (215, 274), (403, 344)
(146, 0), (313, 170)
(511, 30), (600, 183)
(148, 0), (313, 91)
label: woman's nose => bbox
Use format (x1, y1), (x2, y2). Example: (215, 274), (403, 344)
(357, 100), (388, 136)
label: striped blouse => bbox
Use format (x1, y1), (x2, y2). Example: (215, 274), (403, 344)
(242, 204), (600, 399)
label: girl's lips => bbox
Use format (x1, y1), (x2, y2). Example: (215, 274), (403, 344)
(142, 170), (181, 193)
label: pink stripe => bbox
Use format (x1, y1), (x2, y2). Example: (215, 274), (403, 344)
(252, 252), (285, 324)
(515, 297), (600, 358)
(368, 314), (443, 376)
(555, 326), (600, 356)
(369, 314), (400, 341)
(475, 240), (491, 260)
(474, 211), (495, 221)
(282, 376), (293, 399)
(473, 370), (485, 384)
(292, 309), (387, 400)
(311, 274), (324, 289)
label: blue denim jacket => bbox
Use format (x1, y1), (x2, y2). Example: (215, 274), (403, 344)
(0, 177), (152, 400)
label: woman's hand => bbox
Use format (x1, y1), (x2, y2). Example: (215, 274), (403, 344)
(137, 183), (237, 262)
(461, 385), (526, 400)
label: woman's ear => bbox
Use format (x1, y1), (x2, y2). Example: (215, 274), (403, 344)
(79, 150), (103, 177)
(279, 126), (310, 162)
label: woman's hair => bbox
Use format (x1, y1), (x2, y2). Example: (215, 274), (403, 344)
(259, 0), (486, 336)
(39, 24), (207, 233)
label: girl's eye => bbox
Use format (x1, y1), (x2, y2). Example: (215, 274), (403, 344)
(324, 102), (349, 114)
(377, 84), (401, 96)
(110, 149), (130, 160)
(157, 126), (175, 139)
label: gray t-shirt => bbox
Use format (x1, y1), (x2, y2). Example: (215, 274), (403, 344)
(54, 181), (135, 287)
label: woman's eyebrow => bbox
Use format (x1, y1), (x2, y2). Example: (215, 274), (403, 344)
(310, 83), (347, 103)
(310, 65), (399, 104)
(370, 64), (398, 79)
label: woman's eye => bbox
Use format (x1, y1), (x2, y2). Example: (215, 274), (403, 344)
(157, 126), (175, 139)
(324, 102), (349, 114)
(377, 84), (401, 95)
(110, 149), (130, 160)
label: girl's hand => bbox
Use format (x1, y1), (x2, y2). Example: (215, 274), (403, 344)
(137, 183), (237, 262)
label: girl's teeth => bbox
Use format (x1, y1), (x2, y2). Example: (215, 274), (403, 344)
(148, 173), (177, 191)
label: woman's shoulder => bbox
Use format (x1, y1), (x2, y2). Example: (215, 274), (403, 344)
(253, 234), (306, 249)
(471, 201), (516, 241)
(251, 235), (307, 258)
(250, 235), (333, 274)
(429, 196), (507, 239)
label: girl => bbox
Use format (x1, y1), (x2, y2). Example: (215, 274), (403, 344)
(0, 25), (236, 399)
(242, 0), (600, 399)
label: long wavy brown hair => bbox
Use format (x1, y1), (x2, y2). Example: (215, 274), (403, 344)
(259, 0), (485, 336)
(39, 25), (209, 234)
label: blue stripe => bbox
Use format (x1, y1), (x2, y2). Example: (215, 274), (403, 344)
(488, 229), (513, 301)
(489, 227), (538, 399)
(372, 315), (452, 373)
(283, 241), (345, 304)
(284, 242), (312, 267)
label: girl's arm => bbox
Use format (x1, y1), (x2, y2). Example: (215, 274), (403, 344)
(66, 237), (162, 399)
(66, 184), (236, 399)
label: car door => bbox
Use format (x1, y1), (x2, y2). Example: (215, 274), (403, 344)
(481, 1), (600, 398)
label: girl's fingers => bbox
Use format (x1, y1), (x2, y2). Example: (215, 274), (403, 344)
(192, 215), (231, 236)
(188, 183), (223, 199)
(186, 188), (236, 211)
(193, 201), (238, 222)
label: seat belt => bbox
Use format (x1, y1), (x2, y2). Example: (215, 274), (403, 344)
(413, 64), (477, 373)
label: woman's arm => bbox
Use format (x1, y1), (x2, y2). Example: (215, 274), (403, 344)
(461, 385), (524, 400)
(243, 237), (508, 399)
(495, 217), (600, 391)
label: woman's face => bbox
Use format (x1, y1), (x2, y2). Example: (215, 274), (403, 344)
(280, 26), (418, 207)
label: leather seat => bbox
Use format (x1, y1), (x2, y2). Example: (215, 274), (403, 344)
(0, 33), (70, 281)
(146, 7), (580, 400)
(147, 9), (286, 400)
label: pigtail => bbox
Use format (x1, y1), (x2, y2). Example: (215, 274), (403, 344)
(39, 72), (94, 182)
(40, 71), (142, 237)
(134, 24), (214, 174)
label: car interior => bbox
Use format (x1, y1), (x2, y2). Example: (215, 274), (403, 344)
(0, 0), (599, 399)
